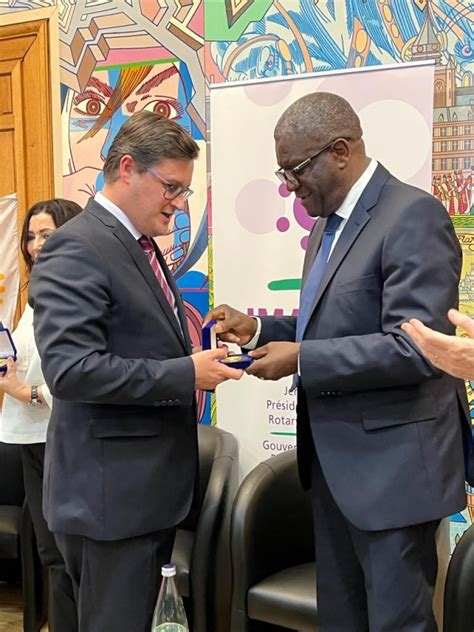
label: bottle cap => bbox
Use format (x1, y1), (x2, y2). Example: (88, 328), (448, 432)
(161, 563), (177, 577)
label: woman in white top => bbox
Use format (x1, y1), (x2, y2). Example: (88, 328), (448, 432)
(0, 198), (81, 632)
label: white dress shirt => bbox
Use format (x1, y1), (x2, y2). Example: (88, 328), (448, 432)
(245, 159), (378, 349)
(327, 158), (378, 257)
(0, 304), (52, 444)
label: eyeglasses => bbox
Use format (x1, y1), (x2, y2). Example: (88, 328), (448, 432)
(146, 167), (193, 201)
(275, 137), (351, 186)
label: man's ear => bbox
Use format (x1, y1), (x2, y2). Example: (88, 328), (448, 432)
(332, 138), (350, 169)
(118, 154), (136, 184)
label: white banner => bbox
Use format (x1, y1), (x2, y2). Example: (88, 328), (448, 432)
(0, 193), (19, 329)
(210, 62), (435, 475)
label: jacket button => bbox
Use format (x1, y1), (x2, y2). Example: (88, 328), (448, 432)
(167, 399), (174, 405)
(153, 401), (161, 406)
(174, 399), (180, 405)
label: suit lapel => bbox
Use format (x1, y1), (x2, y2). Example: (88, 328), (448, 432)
(304, 164), (391, 322)
(302, 218), (325, 281)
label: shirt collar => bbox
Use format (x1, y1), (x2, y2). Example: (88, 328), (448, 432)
(94, 192), (142, 241)
(334, 158), (378, 222)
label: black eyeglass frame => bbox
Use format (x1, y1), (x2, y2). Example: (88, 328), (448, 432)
(275, 136), (352, 185)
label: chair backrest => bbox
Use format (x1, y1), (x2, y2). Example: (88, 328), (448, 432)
(443, 523), (474, 632)
(0, 442), (24, 506)
(178, 424), (239, 632)
(231, 449), (314, 628)
(0, 443), (24, 580)
(179, 424), (223, 531)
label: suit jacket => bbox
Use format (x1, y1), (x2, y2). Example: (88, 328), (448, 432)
(29, 199), (198, 541)
(259, 164), (471, 531)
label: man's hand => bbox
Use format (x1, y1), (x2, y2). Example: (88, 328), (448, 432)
(204, 304), (257, 346)
(191, 347), (244, 391)
(247, 342), (300, 381)
(402, 309), (474, 379)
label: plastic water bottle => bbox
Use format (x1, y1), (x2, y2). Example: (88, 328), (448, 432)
(151, 563), (189, 632)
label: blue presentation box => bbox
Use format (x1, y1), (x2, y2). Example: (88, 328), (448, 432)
(0, 322), (17, 372)
(202, 320), (218, 352)
(202, 320), (253, 370)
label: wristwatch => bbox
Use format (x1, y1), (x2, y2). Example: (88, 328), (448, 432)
(29, 385), (39, 406)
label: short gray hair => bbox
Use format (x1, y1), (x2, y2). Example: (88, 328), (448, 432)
(274, 92), (362, 146)
(103, 111), (199, 183)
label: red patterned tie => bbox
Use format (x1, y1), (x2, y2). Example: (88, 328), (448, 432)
(138, 236), (176, 311)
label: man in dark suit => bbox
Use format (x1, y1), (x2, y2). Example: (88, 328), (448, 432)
(207, 92), (472, 631)
(29, 111), (243, 632)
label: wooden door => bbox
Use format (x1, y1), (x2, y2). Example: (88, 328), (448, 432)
(0, 18), (55, 318)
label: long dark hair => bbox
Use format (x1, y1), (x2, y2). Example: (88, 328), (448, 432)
(20, 198), (82, 272)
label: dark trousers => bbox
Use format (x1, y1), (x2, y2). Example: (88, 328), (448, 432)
(55, 527), (176, 632)
(21, 443), (78, 632)
(311, 454), (440, 632)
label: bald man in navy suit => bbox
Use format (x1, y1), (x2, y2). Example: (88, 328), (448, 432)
(208, 92), (472, 632)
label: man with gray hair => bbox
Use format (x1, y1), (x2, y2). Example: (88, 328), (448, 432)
(30, 111), (243, 631)
(208, 92), (472, 631)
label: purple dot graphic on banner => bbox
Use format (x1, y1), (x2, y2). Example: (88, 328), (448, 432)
(294, 196), (315, 232)
(276, 217), (290, 232)
(278, 183), (291, 198)
(276, 184), (291, 232)
(277, 183), (316, 249)
(235, 180), (284, 234)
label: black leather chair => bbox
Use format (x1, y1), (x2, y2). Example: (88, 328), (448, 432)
(443, 522), (474, 632)
(230, 449), (317, 632)
(171, 423), (239, 632)
(0, 442), (25, 584)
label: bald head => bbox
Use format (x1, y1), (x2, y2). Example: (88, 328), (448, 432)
(273, 92), (370, 219)
(274, 92), (363, 146)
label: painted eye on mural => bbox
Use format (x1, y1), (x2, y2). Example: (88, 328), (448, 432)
(461, 44), (472, 58)
(143, 98), (183, 120)
(257, 46), (279, 77)
(265, 54), (275, 70)
(73, 92), (107, 117)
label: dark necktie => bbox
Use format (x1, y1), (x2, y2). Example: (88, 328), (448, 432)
(295, 213), (343, 343)
(291, 213), (343, 391)
(138, 236), (176, 311)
